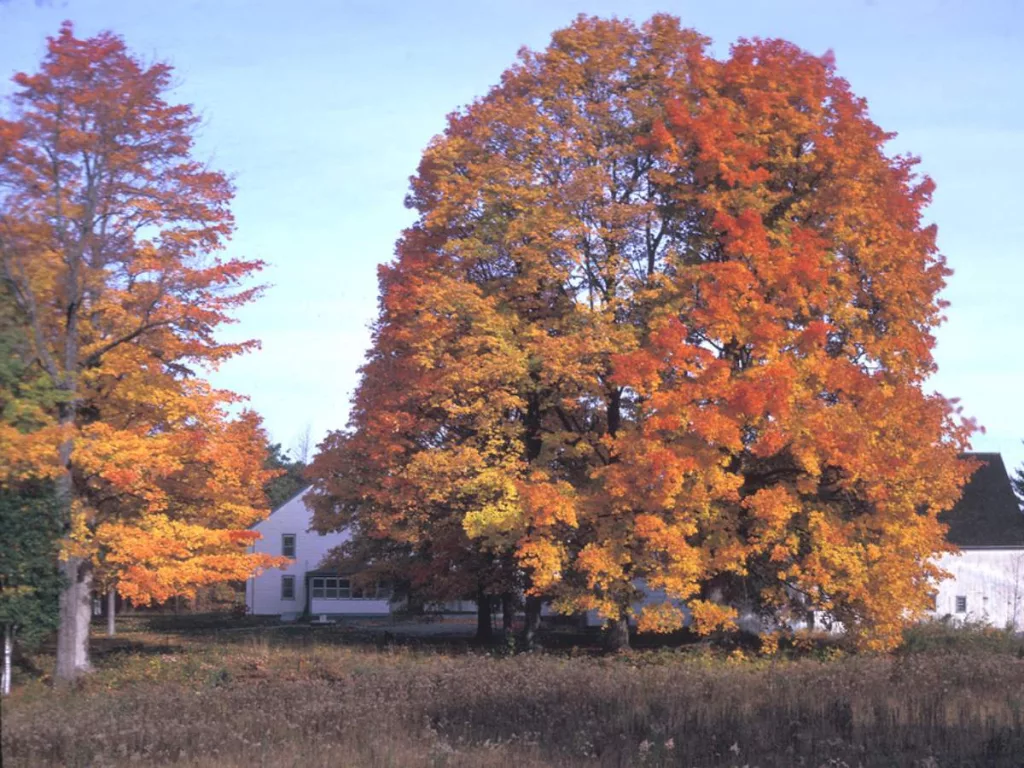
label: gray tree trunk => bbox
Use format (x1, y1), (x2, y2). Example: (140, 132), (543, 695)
(605, 616), (630, 652)
(55, 429), (92, 682)
(501, 593), (515, 636)
(55, 554), (93, 681)
(522, 596), (542, 650)
(2, 623), (12, 696)
(107, 589), (116, 637)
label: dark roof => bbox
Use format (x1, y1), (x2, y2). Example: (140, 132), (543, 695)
(939, 453), (1024, 547)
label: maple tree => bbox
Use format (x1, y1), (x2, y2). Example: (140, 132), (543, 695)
(0, 23), (283, 680)
(313, 13), (976, 652)
(308, 234), (527, 641)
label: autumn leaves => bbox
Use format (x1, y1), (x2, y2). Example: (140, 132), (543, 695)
(0, 23), (284, 677)
(308, 15), (974, 650)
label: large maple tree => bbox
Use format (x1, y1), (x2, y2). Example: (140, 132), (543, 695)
(0, 24), (282, 680)
(311, 14), (976, 651)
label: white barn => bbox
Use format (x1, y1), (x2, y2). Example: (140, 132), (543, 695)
(931, 453), (1024, 630)
(246, 453), (1024, 631)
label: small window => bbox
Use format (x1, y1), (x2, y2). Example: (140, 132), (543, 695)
(338, 578), (351, 598)
(955, 595), (967, 613)
(282, 534), (296, 559)
(281, 575), (296, 601)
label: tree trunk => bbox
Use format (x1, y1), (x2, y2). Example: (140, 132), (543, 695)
(522, 595), (542, 650)
(2, 623), (12, 696)
(475, 588), (493, 644)
(501, 593), (515, 636)
(106, 589), (116, 637)
(54, 419), (93, 682)
(55, 554), (93, 681)
(605, 616), (630, 652)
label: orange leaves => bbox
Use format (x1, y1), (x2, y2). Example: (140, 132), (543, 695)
(97, 516), (287, 605)
(518, 474), (578, 529)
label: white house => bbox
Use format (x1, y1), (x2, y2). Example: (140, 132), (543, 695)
(245, 490), (391, 620)
(247, 453), (1024, 630)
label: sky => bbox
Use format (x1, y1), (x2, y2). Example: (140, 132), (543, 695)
(1, 0), (1021, 477)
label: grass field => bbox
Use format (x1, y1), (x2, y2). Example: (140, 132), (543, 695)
(3, 616), (1024, 767)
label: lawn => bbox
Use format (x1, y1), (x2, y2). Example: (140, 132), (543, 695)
(2, 617), (1024, 767)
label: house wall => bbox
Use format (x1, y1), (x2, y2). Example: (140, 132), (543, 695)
(245, 490), (348, 620)
(931, 547), (1024, 630)
(309, 597), (391, 616)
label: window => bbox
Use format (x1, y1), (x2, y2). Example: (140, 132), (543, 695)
(282, 534), (296, 559)
(281, 575), (296, 600)
(955, 595), (967, 613)
(310, 577), (391, 600)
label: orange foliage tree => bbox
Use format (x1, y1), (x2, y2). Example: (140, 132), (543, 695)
(0, 24), (283, 680)
(310, 14), (976, 651)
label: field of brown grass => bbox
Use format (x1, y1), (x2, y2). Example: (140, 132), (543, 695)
(2, 617), (1024, 767)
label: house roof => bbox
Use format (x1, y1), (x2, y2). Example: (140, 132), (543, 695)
(939, 453), (1024, 547)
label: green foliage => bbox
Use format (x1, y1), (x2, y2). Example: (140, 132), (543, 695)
(0, 480), (62, 648)
(263, 442), (307, 510)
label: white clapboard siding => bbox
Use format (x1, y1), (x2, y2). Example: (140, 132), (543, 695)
(932, 547), (1024, 629)
(245, 489), (347, 619)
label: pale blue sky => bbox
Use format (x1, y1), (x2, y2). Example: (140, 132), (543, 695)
(1, 0), (1021, 478)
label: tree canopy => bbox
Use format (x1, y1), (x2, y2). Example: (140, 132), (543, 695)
(0, 23), (284, 678)
(309, 14), (976, 651)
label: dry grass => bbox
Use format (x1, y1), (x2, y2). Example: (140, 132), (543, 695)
(3, 619), (1024, 767)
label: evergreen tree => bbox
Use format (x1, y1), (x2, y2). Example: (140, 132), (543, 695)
(264, 443), (308, 510)
(0, 481), (62, 650)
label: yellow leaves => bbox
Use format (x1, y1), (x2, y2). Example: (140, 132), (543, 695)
(516, 539), (567, 592)
(461, 467), (522, 544)
(636, 602), (685, 633)
(688, 600), (738, 635)
(577, 542), (628, 593)
(0, 423), (65, 483)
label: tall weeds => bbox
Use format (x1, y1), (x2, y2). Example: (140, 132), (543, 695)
(3, 626), (1023, 767)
